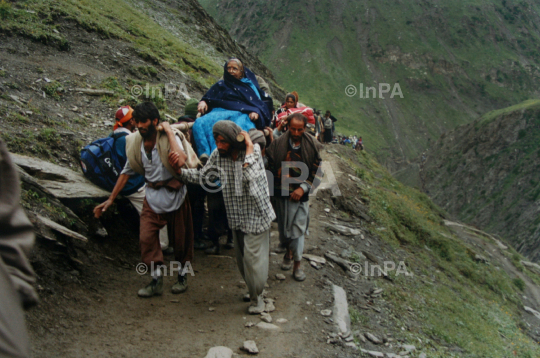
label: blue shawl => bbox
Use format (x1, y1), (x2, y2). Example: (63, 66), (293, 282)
(201, 62), (272, 129)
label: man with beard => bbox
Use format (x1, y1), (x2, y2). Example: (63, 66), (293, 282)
(267, 113), (323, 281)
(94, 102), (194, 297)
(168, 121), (275, 314)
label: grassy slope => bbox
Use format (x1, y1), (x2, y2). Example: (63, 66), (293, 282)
(0, 0), (222, 86)
(199, 0), (540, 163)
(419, 99), (540, 260)
(339, 146), (540, 357)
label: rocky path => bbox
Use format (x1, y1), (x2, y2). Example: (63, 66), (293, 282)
(26, 189), (354, 358)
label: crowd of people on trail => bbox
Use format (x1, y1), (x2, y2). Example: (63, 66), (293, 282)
(0, 57), (365, 355)
(336, 134), (363, 151)
(87, 57), (360, 314)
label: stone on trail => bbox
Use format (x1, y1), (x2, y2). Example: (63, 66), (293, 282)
(358, 349), (384, 358)
(276, 318), (288, 324)
(332, 284), (351, 336)
(260, 312), (272, 323)
(365, 332), (382, 344)
(264, 298), (275, 312)
(255, 322), (281, 331)
(356, 332), (367, 343)
(320, 310), (332, 317)
(275, 274), (286, 280)
(402, 344), (416, 352)
(245, 322), (254, 327)
(241, 340), (259, 354)
(322, 222), (361, 236)
(303, 254), (326, 264)
(204, 346), (233, 358)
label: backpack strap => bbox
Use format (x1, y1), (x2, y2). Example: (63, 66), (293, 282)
(125, 132), (145, 176)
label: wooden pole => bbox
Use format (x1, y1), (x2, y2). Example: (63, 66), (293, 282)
(236, 128), (271, 142)
(157, 122), (194, 132)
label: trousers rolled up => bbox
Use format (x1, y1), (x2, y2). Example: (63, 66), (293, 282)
(274, 198), (309, 262)
(126, 187), (169, 250)
(232, 229), (269, 300)
(139, 197), (194, 267)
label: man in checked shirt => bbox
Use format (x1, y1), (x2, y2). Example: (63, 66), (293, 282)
(169, 120), (275, 314)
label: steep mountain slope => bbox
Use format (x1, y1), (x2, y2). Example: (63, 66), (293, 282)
(0, 0), (285, 167)
(3, 1), (540, 356)
(409, 100), (540, 261)
(199, 0), (540, 168)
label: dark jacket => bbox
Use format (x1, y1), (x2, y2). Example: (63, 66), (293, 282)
(202, 62), (273, 129)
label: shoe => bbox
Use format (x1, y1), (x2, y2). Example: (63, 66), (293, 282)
(242, 293), (251, 302)
(281, 253), (292, 271)
(194, 240), (207, 250)
(162, 247), (174, 256)
(171, 275), (188, 294)
(293, 269), (306, 282)
(224, 241), (234, 250)
(205, 245), (220, 255)
(248, 294), (265, 314)
(138, 277), (163, 297)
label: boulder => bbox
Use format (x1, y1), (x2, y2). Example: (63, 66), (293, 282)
(11, 153), (110, 199)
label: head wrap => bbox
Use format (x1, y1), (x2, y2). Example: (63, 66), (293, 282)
(285, 93), (297, 104)
(248, 128), (266, 148)
(201, 62), (273, 129)
(114, 106), (133, 130)
(212, 120), (242, 145)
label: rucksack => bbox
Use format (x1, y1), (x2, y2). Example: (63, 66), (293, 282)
(80, 132), (129, 191)
(324, 116), (333, 129)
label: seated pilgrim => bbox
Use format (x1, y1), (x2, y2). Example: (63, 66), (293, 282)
(194, 58), (273, 161)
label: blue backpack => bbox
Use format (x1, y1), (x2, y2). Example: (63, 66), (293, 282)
(80, 132), (129, 191)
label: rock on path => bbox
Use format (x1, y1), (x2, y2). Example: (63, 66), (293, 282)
(204, 346), (233, 358)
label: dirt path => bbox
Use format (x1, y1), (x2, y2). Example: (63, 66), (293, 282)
(27, 212), (347, 357)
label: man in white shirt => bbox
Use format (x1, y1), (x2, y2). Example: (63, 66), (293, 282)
(94, 102), (194, 297)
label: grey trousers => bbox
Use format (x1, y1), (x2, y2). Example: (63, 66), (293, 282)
(274, 198), (309, 262)
(232, 229), (270, 301)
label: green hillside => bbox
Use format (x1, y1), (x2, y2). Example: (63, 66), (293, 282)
(320, 145), (540, 357)
(414, 99), (540, 261)
(199, 0), (540, 166)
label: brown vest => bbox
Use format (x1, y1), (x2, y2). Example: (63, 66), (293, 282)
(125, 130), (182, 180)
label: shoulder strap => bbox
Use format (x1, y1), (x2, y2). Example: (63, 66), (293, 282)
(125, 132), (145, 176)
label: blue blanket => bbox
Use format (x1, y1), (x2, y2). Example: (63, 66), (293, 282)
(193, 108), (255, 157)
